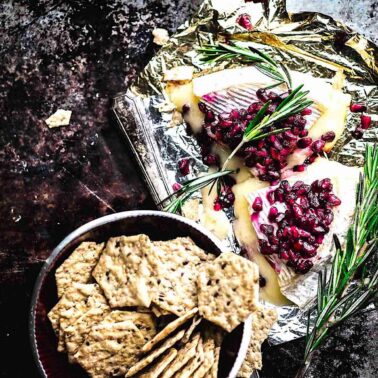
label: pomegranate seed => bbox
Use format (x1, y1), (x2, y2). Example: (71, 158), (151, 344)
(299, 130), (309, 137)
(266, 191), (275, 205)
(315, 235), (324, 244)
(293, 240), (303, 251)
(321, 131), (336, 142)
(219, 119), (233, 128)
(268, 206), (279, 221)
(301, 108), (312, 116)
(203, 153), (219, 166)
(312, 139), (326, 153)
(178, 159), (190, 176)
(293, 164), (306, 172)
(259, 240), (274, 255)
(205, 111), (215, 123)
(259, 276), (267, 287)
(297, 137), (312, 149)
(304, 154), (318, 165)
(283, 131), (297, 141)
(256, 88), (269, 103)
(290, 226), (299, 239)
(230, 109), (241, 120)
(182, 104), (190, 114)
(328, 194), (341, 206)
(299, 196), (310, 209)
(319, 178), (332, 192)
(198, 102), (207, 113)
(292, 181), (304, 191)
(295, 260), (313, 274)
(280, 251), (289, 261)
(260, 224), (274, 235)
(352, 128), (364, 139)
(269, 235), (279, 245)
(248, 103), (262, 113)
(172, 182), (182, 191)
(350, 103), (366, 113)
(302, 242), (317, 258)
(252, 196), (263, 212)
(293, 204), (303, 218)
(213, 202), (222, 211)
(360, 114), (372, 130)
(236, 13), (253, 31)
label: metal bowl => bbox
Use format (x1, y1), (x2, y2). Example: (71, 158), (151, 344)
(29, 210), (252, 378)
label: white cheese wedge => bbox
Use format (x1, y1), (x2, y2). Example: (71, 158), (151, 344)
(246, 158), (360, 308)
(233, 178), (290, 306)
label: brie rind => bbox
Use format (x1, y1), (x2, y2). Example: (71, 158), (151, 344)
(246, 158), (360, 308)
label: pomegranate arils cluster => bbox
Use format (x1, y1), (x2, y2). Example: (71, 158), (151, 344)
(256, 178), (341, 274)
(197, 87), (331, 182)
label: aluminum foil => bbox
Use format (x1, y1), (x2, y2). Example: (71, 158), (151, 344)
(113, 0), (377, 345)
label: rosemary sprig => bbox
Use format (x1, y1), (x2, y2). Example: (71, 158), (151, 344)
(222, 85), (313, 170)
(160, 170), (235, 214)
(198, 42), (292, 88)
(298, 144), (378, 378)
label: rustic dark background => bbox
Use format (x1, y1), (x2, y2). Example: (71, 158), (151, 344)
(0, 1), (376, 377)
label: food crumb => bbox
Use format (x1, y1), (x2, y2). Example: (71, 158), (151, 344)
(45, 109), (72, 128)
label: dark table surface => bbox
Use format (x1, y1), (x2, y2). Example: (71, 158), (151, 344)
(0, 1), (376, 377)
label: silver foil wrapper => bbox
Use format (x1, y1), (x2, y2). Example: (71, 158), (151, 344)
(113, 0), (377, 345)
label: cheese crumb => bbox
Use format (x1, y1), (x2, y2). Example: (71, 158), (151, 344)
(152, 28), (170, 46)
(163, 66), (194, 82)
(45, 109), (72, 128)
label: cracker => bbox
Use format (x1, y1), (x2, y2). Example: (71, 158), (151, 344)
(125, 329), (186, 377)
(209, 345), (221, 378)
(65, 305), (110, 361)
(151, 237), (213, 316)
(160, 333), (201, 378)
(197, 251), (259, 332)
(142, 308), (198, 353)
(74, 320), (146, 378)
(192, 337), (215, 378)
(47, 283), (107, 352)
(173, 338), (204, 378)
(182, 316), (202, 344)
(102, 311), (157, 344)
(92, 235), (159, 308)
(139, 348), (178, 378)
(237, 308), (277, 377)
(151, 304), (171, 317)
(55, 242), (104, 298)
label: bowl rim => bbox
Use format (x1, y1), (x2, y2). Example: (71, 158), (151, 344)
(29, 210), (251, 378)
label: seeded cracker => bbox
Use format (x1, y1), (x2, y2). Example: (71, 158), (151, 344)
(173, 337), (204, 378)
(182, 316), (202, 344)
(192, 337), (215, 378)
(92, 235), (159, 308)
(160, 333), (201, 378)
(237, 308), (277, 377)
(197, 251), (259, 332)
(139, 348), (178, 378)
(74, 320), (145, 378)
(151, 237), (214, 316)
(47, 283), (107, 352)
(125, 328), (186, 377)
(142, 307), (198, 353)
(64, 304), (111, 362)
(55, 242), (104, 298)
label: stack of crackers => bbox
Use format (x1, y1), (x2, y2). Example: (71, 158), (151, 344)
(48, 235), (277, 377)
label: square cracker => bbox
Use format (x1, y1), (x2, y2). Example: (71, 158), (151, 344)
(125, 329), (186, 377)
(237, 307), (277, 377)
(92, 235), (159, 308)
(151, 237), (214, 316)
(142, 307), (198, 353)
(55, 242), (104, 298)
(197, 251), (259, 332)
(74, 319), (146, 378)
(139, 348), (178, 378)
(160, 332), (201, 378)
(48, 283), (108, 352)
